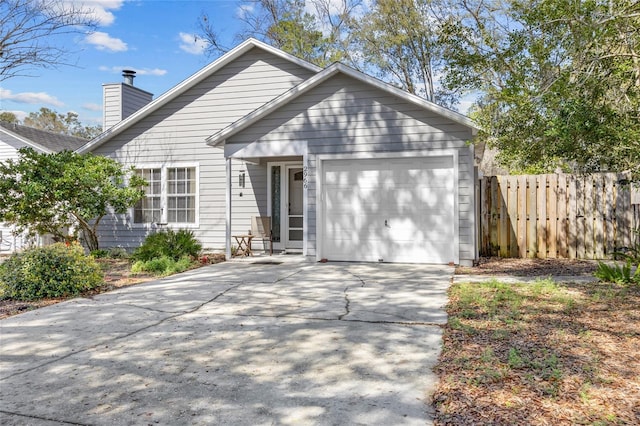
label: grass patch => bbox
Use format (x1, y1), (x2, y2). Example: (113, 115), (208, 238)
(433, 279), (640, 425)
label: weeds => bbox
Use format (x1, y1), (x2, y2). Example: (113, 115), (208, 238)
(594, 260), (639, 285)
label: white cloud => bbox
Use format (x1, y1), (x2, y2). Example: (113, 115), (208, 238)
(85, 31), (128, 52)
(82, 103), (102, 111)
(136, 68), (167, 76)
(178, 32), (209, 55)
(99, 66), (167, 76)
(66, 0), (124, 26)
(236, 4), (255, 19)
(0, 89), (64, 107)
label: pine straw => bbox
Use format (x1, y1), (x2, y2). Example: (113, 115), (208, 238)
(433, 280), (640, 425)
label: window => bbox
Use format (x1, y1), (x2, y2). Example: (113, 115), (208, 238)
(133, 165), (198, 225)
(134, 168), (161, 223)
(167, 167), (196, 223)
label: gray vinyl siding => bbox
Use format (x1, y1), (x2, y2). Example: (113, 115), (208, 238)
(121, 85), (153, 121)
(92, 47), (315, 251)
(102, 84), (123, 129)
(226, 73), (477, 263)
(102, 84), (153, 129)
(0, 141), (20, 252)
(0, 139), (20, 160)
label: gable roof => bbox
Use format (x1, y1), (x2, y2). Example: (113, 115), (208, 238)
(0, 122), (87, 153)
(77, 38), (322, 154)
(206, 62), (479, 147)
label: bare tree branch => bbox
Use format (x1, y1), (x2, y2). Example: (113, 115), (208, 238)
(0, 0), (98, 81)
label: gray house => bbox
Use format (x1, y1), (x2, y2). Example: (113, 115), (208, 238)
(79, 39), (479, 265)
(0, 122), (87, 252)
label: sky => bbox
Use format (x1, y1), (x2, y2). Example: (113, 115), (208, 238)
(0, 0), (475, 128)
(0, 0), (249, 127)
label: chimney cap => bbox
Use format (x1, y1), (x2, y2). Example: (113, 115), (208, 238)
(122, 69), (136, 85)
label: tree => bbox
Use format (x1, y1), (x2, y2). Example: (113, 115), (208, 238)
(439, 0), (640, 175)
(199, 0), (360, 66)
(0, 111), (19, 123)
(24, 107), (102, 139)
(0, 0), (98, 80)
(352, 0), (446, 103)
(0, 148), (146, 251)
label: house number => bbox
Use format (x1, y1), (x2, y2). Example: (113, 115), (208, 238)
(303, 166), (309, 189)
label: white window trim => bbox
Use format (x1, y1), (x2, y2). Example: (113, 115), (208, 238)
(130, 162), (200, 229)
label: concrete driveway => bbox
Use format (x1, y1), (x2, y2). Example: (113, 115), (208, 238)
(0, 259), (452, 425)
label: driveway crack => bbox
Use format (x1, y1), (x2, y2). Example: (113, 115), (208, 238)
(0, 410), (89, 425)
(338, 286), (351, 320)
(337, 270), (366, 320)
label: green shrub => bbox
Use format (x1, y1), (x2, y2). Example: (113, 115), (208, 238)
(0, 243), (103, 300)
(90, 249), (109, 258)
(132, 229), (202, 262)
(107, 246), (129, 259)
(131, 255), (195, 276)
(594, 261), (639, 285)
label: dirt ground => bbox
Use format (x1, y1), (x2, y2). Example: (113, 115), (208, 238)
(456, 256), (599, 277)
(437, 259), (640, 425)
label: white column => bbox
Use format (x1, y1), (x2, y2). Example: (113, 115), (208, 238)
(225, 157), (232, 260)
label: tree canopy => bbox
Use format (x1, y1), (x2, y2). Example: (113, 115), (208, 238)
(198, 0), (640, 176)
(0, 148), (146, 251)
(23, 107), (102, 139)
(440, 0), (640, 175)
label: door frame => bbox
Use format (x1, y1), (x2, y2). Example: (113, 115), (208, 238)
(267, 160), (304, 252)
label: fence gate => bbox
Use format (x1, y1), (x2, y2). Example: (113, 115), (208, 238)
(479, 173), (638, 259)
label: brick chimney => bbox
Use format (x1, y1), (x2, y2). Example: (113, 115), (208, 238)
(102, 70), (153, 129)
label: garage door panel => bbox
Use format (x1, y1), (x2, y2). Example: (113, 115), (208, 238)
(322, 156), (456, 264)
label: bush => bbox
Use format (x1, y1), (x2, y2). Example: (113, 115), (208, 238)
(594, 261), (639, 285)
(0, 243), (103, 300)
(132, 229), (201, 262)
(131, 255), (195, 276)
(90, 249), (109, 258)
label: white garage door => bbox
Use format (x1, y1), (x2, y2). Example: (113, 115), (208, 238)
(322, 156), (455, 264)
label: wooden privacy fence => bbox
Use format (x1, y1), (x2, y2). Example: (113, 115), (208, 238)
(479, 173), (638, 259)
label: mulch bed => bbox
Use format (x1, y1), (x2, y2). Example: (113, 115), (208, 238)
(456, 256), (599, 277)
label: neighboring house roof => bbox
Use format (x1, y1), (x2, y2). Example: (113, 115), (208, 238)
(206, 62), (480, 147)
(0, 121), (87, 153)
(77, 38), (323, 154)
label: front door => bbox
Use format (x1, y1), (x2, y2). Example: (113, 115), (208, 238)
(285, 166), (304, 250)
(268, 162), (304, 252)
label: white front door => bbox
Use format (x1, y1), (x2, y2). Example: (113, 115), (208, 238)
(268, 162), (304, 251)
